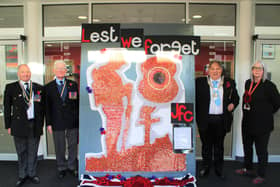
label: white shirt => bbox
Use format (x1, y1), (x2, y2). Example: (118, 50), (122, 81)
(209, 78), (223, 115)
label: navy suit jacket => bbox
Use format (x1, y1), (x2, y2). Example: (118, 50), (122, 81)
(45, 79), (79, 131)
(195, 76), (239, 133)
(4, 81), (45, 137)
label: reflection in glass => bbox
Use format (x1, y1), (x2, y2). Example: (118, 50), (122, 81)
(5, 45), (18, 80)
(92, 3), (185, 23)
(195, 41), (235, 158)
(195, 41), (235, 79)
(44, 41), (81, 156)
(43, 4), (88, 37)
(189, 3), (236, 36)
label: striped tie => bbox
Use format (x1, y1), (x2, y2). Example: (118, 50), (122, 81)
(24, 82), (30, 98)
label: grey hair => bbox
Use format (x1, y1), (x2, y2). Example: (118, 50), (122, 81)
(208, 60), (225, 76)
(209, 60), (223, 69)
(17, 64), (30, 72)
(54, 60), (66, 69)
(250, 61), (267, 82)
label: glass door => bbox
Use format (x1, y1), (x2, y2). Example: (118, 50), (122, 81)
(195, 41), (236, 159)
(255, 38), (280, 162)
(0, 40), (23, 160)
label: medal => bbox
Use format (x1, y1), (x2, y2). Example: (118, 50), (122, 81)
(213, 91), (218, 98)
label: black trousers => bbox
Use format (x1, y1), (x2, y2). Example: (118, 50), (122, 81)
(242, 129), (271, 177)
(13, 121), (40, 178)
(199, 114), (226, 172)
(53, 128), (78, 171)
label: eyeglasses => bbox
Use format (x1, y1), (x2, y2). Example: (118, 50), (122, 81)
(252, 67), (263, 70)
(55, 68), (67, 71)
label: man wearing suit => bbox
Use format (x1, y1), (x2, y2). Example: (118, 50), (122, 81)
(195, 61), (239, 179)
(45, 60), (79, 179)
(4, 64), (44, 186)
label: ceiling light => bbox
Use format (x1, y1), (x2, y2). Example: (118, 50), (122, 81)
(192, 15), (202, 19)
(92, 19), (101, 22)
(78, 16), (87, 20)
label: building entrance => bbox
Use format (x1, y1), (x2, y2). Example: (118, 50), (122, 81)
(0, 40), (23, 160)
(255, 38), (280, 162)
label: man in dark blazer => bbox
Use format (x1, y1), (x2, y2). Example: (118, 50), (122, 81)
(195, 61), (239, 179)
(45, 60), (79, 179)
(4, 64), (44, 186)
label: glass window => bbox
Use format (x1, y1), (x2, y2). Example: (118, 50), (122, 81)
(43, 4), (88, 37)
(195, 41), (235, 79)
(0, 6), (24, 36)
(195, 41), (236, 158)
(44, 41), (81, 156)
(258, 43), (280, 155)
(92, 3), (185, 23)
(255, 4), (280, 35)
(5, 45), (18, 80)
(189, 3), (236, 36)
(0, 42), (21, 154)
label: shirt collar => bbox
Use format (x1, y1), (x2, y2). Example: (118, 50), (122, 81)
(19, 80), (31, 86)
(210, 77), (221, 83)
(55, 77), (65, 85)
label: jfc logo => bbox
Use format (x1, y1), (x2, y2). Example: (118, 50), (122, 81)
(171, 103), (194, 124)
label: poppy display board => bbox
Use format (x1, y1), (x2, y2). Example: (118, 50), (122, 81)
(79, 24), (199, 181)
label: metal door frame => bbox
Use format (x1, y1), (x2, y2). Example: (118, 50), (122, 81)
(254, 36), (280, 163)
(0, 40), (23, 161)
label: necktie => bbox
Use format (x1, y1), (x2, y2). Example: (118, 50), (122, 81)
(24, 82), (30, 98)
(58, 80), (67, 101)
(58, 81), (63, 94)
(212, 80), (221, 106)
(212, 80), (218, 88)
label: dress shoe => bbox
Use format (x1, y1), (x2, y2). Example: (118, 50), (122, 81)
(199, 168), (210, 177)
(235, 168), (255, 177)
(68, 169), (78, 177)
(58, 170), (66, 179)
(252, 176), (265, 184)
(30, 176), (40, 184)
(215, 170), (226, 180)
(16, 177), (26, 187)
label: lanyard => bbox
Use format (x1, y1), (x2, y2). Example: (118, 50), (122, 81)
(20, 81), (32, 104)
(244, 79), (261, 104)
(248, 79), (261, 96)
(60, 81), (66, 98)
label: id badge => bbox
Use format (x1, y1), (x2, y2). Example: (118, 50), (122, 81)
(26, 101), (34, 119)
(243, 103), (250, 110)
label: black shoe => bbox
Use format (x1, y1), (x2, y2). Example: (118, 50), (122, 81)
(58, 170), (66, 179)
(199, 167), (210, 177)
(16, 177), (26, 187)
(215, 170), (226, 180)
(68, 169), (78, 177)
(30, 176), (40, 184)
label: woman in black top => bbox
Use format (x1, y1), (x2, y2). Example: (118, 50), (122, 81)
(236, 61), (280, 184)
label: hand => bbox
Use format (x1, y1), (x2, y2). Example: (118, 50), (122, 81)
(227, 103), (235, 112)
(8, 128), (11, 135)
(47, 126), (53, 134)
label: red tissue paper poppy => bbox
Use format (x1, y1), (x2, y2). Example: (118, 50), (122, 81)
(123, 176), (153, 187)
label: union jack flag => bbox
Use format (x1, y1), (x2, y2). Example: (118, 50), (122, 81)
(79, 174), (196, 187)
